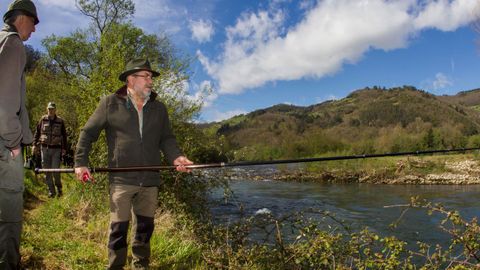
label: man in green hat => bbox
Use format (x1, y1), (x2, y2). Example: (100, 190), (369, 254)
(33, 102), (68, 198)
(74, 58), (193, 270)
(0, 0), (39, 268)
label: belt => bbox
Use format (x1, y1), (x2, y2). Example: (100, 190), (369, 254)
(40, 144), (62, 149)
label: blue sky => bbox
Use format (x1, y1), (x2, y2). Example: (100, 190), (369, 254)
(2, 0), (480, 122)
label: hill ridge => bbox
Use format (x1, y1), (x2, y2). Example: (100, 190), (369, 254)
(205, 86), (480, 161)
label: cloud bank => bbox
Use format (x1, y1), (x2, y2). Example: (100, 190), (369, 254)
(190, 19), (214, 43)
(432, 72), (453, 90)
(198, 0), (479, 95)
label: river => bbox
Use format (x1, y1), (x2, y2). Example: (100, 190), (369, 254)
(207, 166), (480, 250)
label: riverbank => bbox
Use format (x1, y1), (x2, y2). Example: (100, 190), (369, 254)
(213, 154), (480, 184)
(20, 157), (480, 269)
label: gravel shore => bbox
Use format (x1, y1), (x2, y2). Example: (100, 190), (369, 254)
(203, 159), (480, 185)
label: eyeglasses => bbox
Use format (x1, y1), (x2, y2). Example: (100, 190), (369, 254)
(132, 74), (154, 80)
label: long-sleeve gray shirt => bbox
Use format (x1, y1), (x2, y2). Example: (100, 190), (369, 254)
(0, 25), (33, 152)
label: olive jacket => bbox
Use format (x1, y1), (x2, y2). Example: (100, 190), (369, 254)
(74, 85), (183, 187)
(0, 24), (33, 154)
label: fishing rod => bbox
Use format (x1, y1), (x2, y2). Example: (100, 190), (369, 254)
(34, 147), (480, 174)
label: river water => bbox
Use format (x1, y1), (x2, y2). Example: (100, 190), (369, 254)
(207, 166), (480, 249)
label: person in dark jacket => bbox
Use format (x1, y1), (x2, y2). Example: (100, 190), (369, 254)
(74, 58), (193, 270)
(33, 102), (68, 197)
(0, 0), (38, 269)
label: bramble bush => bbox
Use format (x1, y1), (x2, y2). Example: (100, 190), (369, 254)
(189, 193), (480, 269)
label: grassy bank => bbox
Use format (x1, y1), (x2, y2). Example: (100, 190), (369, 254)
(21, 171), (202, 269)
(267, 153), (480, 184)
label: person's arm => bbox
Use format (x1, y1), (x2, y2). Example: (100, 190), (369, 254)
(31, 119), (42, 155)
(61, 119), (67, 155)
(157, 104), (193, 172)
(158, 104), (183, 164)
(0, 35), (26, 156)
(74, 97), (108, 180)
(33, 119), (41, 146)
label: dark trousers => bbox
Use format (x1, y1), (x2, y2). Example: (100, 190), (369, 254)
(0, 148), (24, 270)
(0, 221), (22, 270)
(107, 184), (158, 269)
(41, 147), (62, 195)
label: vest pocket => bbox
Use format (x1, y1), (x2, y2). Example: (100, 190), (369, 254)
(42, 122), (50, 131)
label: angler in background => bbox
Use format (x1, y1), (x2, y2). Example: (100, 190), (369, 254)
(74, 58), (193, 270)
(32, 101), (68, 198)
(0, 0), (39, 269)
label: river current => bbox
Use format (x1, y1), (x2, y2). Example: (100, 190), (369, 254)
(207, 166), (480, 249)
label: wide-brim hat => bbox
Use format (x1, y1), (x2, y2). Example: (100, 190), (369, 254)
(3, 0), (39, 25)
(118, 58), (160, 82)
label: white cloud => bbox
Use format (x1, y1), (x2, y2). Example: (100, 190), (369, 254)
(190, 19), (214, 43)
(125, 0), (185, 36)
(133, 0), (173, 19)
(413, 0), (477, 31)
(189, 80), (218, 108)
(211, 109), (248, 122)
(420, 72), (454, 93)
(432, 72), (453, 90)
(199, 0), (479, 95)
(38, 0), (77, 11)
(133, 0), (218, 41)
(299, 0), (316, 11)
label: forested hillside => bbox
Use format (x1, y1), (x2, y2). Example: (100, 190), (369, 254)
(206, 86), (480, 161)
(438, 88), (480, 107)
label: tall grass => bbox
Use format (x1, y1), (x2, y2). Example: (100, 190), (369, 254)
(21, 172), (202, 269)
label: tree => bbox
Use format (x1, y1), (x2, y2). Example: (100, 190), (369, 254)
(24, 45), (41, 72)
(422, 128), (435, 149)
(76, 0), (135, 35)
(35, 0), (213, 167)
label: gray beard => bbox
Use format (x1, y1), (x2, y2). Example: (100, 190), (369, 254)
(142, 90), (151, 99)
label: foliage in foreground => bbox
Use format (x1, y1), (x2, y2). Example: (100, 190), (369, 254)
(200, 197), (480, 269)
(22, 165), (480, 269)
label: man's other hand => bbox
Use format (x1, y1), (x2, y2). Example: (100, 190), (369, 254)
(173, 156), (193, 173)
(75, 166), (92, 182)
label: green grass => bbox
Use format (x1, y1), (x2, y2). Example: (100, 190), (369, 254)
(149, 233), (201, 269)
(21, 173), (202, 269)
(22, 173), (108, 269)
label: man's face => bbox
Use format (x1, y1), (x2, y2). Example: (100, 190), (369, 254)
(15, 15), (36, 41)
(128, 71), (154, 100)
(47, 108), (56, 117)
